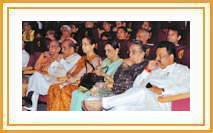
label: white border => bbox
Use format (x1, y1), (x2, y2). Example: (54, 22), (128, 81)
(3, 3), (211, 130)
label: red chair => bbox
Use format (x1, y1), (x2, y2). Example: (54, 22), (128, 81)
(158, 93), (190, 111)
(158, 45), (190, 111)
(26, 52), (42, 67)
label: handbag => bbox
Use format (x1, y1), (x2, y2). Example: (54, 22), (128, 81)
(78, 59), (105, 90)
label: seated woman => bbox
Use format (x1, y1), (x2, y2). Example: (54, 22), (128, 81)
(82, 41), (150, 111)
(47, 36), (102, 111)
(70, 40), (123, 111)
(110, 40), (149, 95)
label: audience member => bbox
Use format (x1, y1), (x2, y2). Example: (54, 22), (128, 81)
(116, 27), (133, 59)
(58, 25), (77, 44)
(100, 21), (113, 40)
(22, 21), (35, 42)
(46, 30), (57, 41)
(23, 40), (62, 110)
(70, 40), (123, 111)
(112, 21), (126, 32)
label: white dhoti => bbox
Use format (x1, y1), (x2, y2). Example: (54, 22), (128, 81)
(25, 72), (52, 111)
(102, 87), (171, 111)
(26, 72), (52, 96)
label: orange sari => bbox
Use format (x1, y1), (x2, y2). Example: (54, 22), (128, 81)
(47, 55), (101, 111)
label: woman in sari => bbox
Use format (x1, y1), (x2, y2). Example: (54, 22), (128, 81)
(82, 41), (150, 111)
(70, 41), (123, 111)
(47, 37), (101, 111)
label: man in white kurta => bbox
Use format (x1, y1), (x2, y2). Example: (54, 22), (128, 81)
(24, 40), (81, 111)
(84, 41), (190, 111)
(22, 41), (30, 67)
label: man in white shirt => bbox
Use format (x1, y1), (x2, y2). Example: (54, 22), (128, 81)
(22, 41), (30, 67)
(23, 40), (81, 111)
(83, 41), (190, 111)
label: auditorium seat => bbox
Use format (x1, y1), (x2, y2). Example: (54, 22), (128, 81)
(171, 45), (190, 111)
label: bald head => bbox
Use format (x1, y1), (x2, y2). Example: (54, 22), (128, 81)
(61, 40), (75, 57)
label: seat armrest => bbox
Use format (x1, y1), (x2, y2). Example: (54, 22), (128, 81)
(22, 67), (33, 71)
(22, 70), (37, 75)
(158, 93), (190, 103)
(57, 77), (68, 81)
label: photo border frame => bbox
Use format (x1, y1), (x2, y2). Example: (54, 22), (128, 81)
(0, 1), (212, 132)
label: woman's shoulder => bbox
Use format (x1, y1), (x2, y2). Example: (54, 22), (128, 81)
(94, 54), (102, 61)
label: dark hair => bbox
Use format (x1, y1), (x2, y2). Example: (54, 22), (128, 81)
(131, 40), (147, 58)
(120, 21), (126, 24)
(168, 26), (182, 37)
(100, 32), (113, 40)
(23, 21), (31, 26)
(117, 26), (127, 33)
(115, 21), (126, 25)
(142, 21), (153, 28)
(105, 40), (120, 50)
(103, 21), (111, 25)
(83, 36), (97, 45)
(82, 36), (98, 54)
(47, 29), (57, 39)
(157, 41), (177, 59)
(72, 23), (79, 29)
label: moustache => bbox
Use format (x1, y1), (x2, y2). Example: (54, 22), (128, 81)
(156, 60), (161, 63)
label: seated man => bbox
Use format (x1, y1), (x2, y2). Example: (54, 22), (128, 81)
(22, 41), (30, 67)
(136, 28), (154, 46)
(167, 26), (190, 67)
(22, 40), (59, 98)
(83, 41), (190, 111)
(135, 28), (157, 60)
(23, 40), (81, 111)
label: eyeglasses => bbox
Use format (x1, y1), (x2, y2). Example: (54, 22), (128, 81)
(127, 50), (142, 54)
(117, 31), (125, 34)
(47, 45), (59, 48)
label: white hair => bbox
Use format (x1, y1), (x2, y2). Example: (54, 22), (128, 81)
(60, 25), (72, 32)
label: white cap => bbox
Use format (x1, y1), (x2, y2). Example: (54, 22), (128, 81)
(60, 25), (71, 32)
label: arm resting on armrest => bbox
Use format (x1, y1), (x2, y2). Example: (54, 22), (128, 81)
(57, 77), (68, 81)
(22, 69), (52, 76)
(22, 67), (33, 71)
(158, 93), (190, 103)
(22, 70), (37, 75)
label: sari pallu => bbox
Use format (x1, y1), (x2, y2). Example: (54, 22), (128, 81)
(47, 55), (101, 111)
(70, 58), (123, 111)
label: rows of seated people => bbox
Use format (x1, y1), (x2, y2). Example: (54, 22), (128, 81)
(22, 21), (190, 111)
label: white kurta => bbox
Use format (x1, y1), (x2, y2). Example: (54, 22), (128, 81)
(102, 63), (190, 111)
(22, 50), (30, 67)
(26, 53), (81, 95)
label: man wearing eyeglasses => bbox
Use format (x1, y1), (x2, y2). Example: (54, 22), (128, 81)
(23, 40), (81, 111)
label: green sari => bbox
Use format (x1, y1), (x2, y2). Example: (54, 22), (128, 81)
(70, 58), (123, 111)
